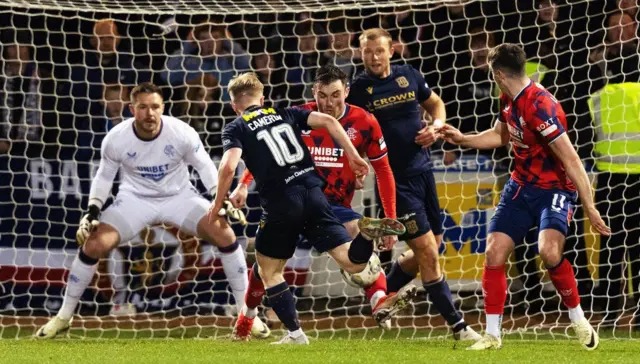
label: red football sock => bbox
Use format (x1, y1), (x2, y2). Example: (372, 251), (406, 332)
(483, 264), (507, 315)
(548, 258), (580, 309)
(365, 272), (387, 301)
(245, 266), (265, 309)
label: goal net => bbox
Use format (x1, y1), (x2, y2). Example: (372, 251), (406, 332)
(1, 0), (639, 340)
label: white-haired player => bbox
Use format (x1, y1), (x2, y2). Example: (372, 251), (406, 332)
(36, 82), (268, 339)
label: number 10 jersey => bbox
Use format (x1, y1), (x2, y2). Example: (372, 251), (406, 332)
(222, 105), (325, 199)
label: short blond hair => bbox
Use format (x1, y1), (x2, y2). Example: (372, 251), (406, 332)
(359, 28), (393, 48)
(228, 72), (264, 100)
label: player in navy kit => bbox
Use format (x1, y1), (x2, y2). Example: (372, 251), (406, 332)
(437, 44), (610, 350)
(347, 28), (480, 341)
(209, 73), (405, 345)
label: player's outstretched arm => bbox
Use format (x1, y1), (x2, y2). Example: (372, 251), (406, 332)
(209, 148), (242, 220)
(548, 134), (611, 236)
(307, 112), (370, 177)
(436, 121), (509, 150)
(229, 169), (253, 208)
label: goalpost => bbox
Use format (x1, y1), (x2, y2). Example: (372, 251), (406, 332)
(1, 0), (638, 339)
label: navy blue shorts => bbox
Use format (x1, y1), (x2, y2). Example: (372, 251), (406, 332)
(255, 186), (352, 260)
(395, 170), (442, 240)
(331, 205), (362, 224)
(488, 179), (577, 244)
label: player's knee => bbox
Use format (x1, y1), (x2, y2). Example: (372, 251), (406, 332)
(397, 250), (419, 275)
(539, 242), (563, 268)
(198, 218), (235, 247)
(344, 220), (360, 240)
(83, 236), (114, 259)
(485, 233), (511, 266)
(261, 271), (286, 288)
(410, 235), (438, 258)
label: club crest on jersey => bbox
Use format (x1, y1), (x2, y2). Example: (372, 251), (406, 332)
(164, 144), (176, 158)
(346, 127), (358, 140)
(395, 76), (409, 88)
(366, 86), (373, 94)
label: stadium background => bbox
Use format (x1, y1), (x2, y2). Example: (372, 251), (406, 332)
(0, 0), (638, 339)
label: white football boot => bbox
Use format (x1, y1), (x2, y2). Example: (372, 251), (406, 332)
(572, 319), (599, 351)
(35, 316), (71, 339)
(270, 332), (310, 345)
(454, 326), (482, 341)
(466, 333), (502, 350)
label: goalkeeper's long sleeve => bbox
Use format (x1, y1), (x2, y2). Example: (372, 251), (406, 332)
(184, 126), (218, 195)
(370, 155), (396, 219)
(88, 135), (119, 209)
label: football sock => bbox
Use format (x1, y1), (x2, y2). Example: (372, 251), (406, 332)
(348, 233), (373, 265)
(483, 264), (507, 338)
(219, 241), (249, 313)
(58, 250), (98, 320)
(266, 281), (300, 332)
(386, 261), (416, 293)
(243, 262), (264, 319)
(486, 314), (502, 339)
(547, 258), (583, 322)
(423, 276), (464, 330)
(365, 272), (388, 308)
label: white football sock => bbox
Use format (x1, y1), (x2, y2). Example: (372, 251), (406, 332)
(486, 314), (502, 339)
(370, 290), (386, 309)
(242, 305), (258, 319)
(220, 246), (249, 312)
(568, 305), (585, 323)
(57, 255), (98, 320)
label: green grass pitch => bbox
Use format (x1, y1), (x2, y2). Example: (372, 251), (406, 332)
(1, 330), (639, 364)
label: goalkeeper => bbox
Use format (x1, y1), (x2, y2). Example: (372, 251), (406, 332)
(36, 83), (263, 339)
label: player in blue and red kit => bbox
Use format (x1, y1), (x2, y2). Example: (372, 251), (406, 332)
(437, 44), (610, 350)
(347, 28), (480, 341)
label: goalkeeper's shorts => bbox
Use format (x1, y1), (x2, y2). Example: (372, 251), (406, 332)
(255, 186), (351, 260)
(100, 187), (209, 243)
(488, 178), (577, 244)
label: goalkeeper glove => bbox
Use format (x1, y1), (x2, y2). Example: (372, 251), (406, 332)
(76, 204), (101, 246)
(219, 200), (247, 226)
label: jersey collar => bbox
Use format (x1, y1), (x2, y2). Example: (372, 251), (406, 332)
(132, 117), (163, 142)
(244, 105), (262, 112)
(513, 80), (533, 103)
(338, 104), (349, 120)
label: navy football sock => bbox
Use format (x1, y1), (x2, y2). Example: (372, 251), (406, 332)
(424, 276), (464, 330)
(266, 281), (300, 332)
(348, 233), (373, 265)
(386, 261), (416, 293)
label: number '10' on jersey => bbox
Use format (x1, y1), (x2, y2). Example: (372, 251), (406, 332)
(222, 105), (325, 198)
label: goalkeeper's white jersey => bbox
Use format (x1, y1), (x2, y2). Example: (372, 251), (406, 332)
(91, 115), (217, 201)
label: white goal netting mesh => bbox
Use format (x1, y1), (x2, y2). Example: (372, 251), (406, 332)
(1, 0), (639, 340)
